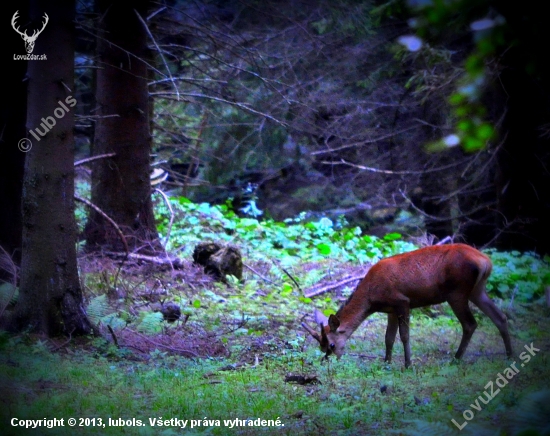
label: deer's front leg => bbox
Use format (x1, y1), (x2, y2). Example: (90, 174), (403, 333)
(396, 307), (411, 368)
(385, 313), (399, 363)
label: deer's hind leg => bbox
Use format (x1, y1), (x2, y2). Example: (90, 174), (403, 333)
(447, 296), (478, 359)
(470, 289), (512, 357)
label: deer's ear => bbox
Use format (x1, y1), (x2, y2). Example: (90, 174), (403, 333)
(314, 309), (328, 326)
(328, 314), (341, 332)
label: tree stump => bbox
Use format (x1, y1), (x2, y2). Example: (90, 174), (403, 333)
(192, 243), (243, 281)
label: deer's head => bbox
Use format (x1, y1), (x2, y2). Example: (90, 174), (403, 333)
(302, 309), (349, 359)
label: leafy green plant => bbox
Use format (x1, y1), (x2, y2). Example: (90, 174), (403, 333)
(485, 249), (550, 301)
(74, 179), (91, 233)
(404, 0), (507, 152)
(0, 282), (18, 309)
(153, 194), (416, 267)
(136, 312), (164, 334)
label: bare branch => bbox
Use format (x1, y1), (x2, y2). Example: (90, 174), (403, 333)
(134, 9), (180, 100)
(321, 158), (473, 176)
(243, 263), (276, 284)
(74, 153), (116, 167)
(150, 91), (289, 127)
(304, 274), (367, 298)
(104, 251), (183, 268)
(153, 188), (174, 249)
(74, 195), (129, 255)
(311, 126), (418, 155)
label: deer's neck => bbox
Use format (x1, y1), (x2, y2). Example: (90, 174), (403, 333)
(336, 293), (371, 337)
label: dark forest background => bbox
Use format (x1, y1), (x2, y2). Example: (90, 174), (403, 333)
(3, 0), (549, 262)
(1, 3), (550, 435)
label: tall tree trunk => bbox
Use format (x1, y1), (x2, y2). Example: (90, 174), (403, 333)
(493, 2), (550, 254)
(0, 3), (28, 276)
(84, 0), (160, 253)
(8, 0), (91, 335)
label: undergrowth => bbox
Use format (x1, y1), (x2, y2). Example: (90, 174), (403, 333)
(153, 194), (418, 265)
(152, 195), (550, 302)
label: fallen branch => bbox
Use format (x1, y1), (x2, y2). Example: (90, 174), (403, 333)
(105, 251), (183, 268)
(50, 328), (74, 352)
(303, 272), (368, 298)
(243, 263), (276, 284)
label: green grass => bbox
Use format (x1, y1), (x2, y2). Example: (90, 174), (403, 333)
(2, 302), (550, 435)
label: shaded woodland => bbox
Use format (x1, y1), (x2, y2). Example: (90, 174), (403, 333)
(6, 1), (547, 249)
(3, 2), (549, 240)
(1, 2), (550, 435)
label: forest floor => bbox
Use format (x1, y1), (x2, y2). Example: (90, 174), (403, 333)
(2, 255), (550, 436)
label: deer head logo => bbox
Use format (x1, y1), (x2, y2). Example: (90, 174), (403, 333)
(12, 11), (49, 54)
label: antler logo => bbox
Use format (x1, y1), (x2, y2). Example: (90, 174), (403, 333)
(11, 11), (49, 54)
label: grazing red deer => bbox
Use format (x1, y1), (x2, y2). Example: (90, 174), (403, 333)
(302, 244), (512, 367)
